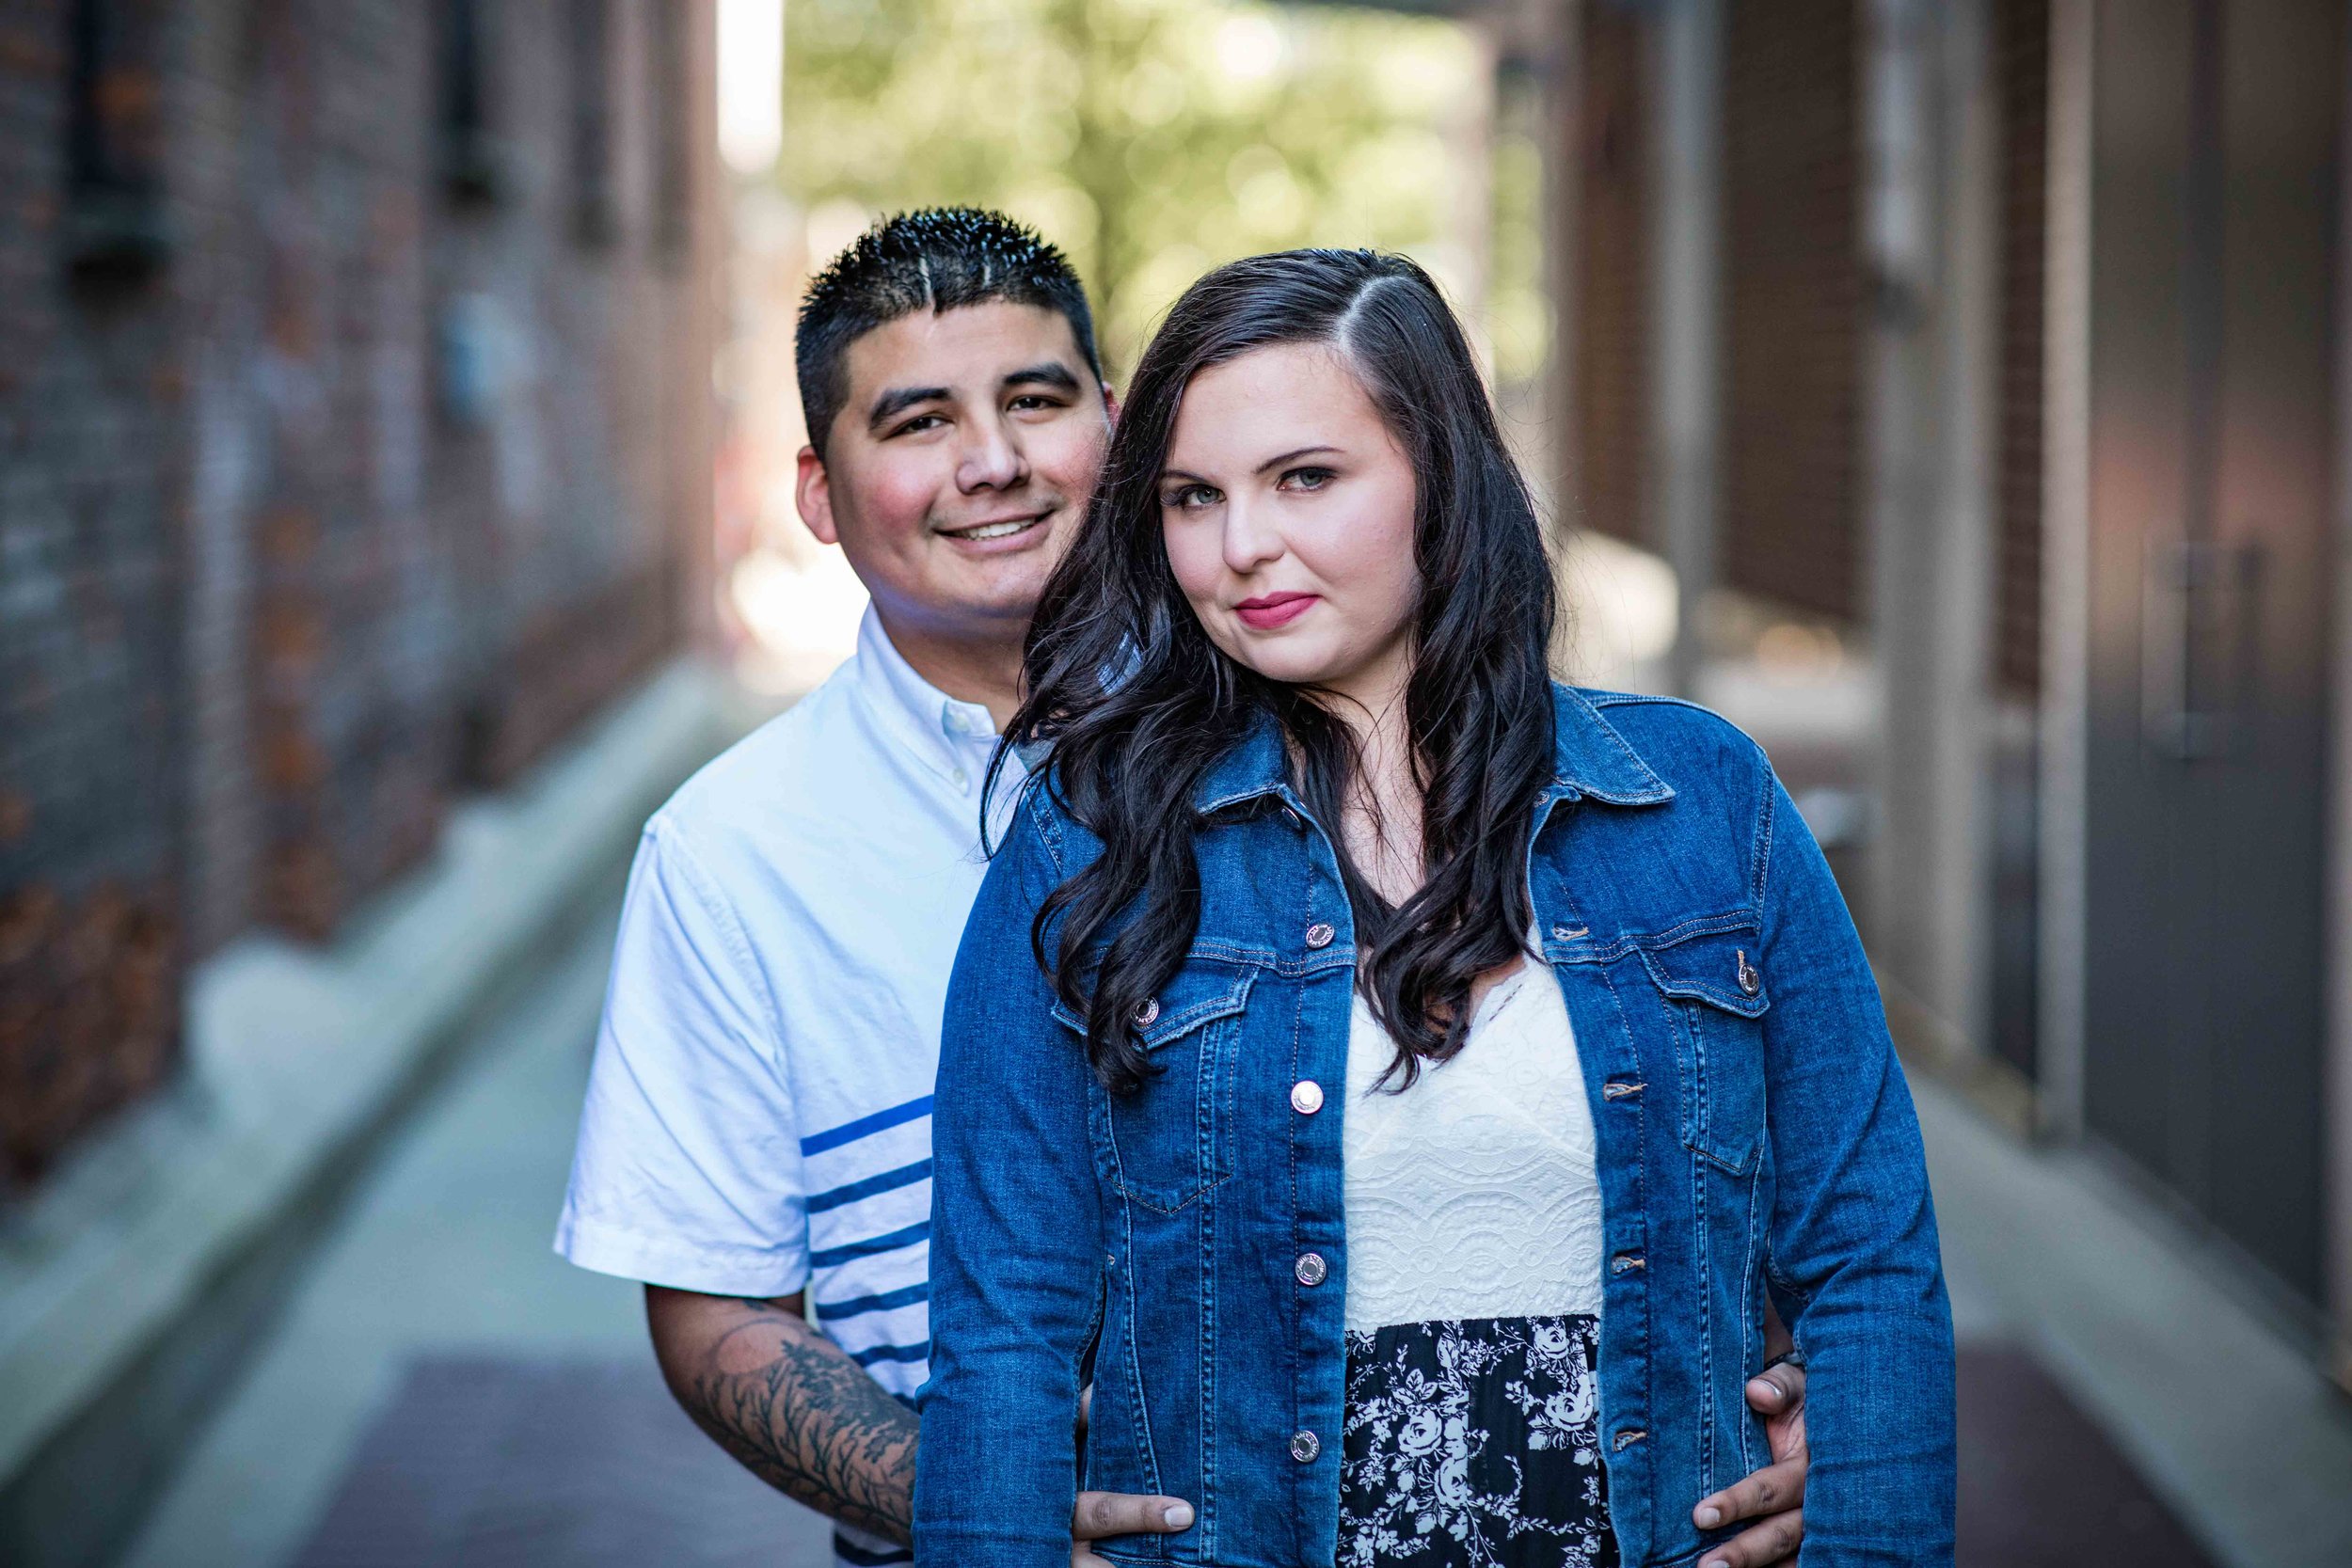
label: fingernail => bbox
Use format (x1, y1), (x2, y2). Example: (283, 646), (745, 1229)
(1696, 1506), (1722, 1528)
(1163, 1502), (1194, 1529)
(1748, 1377), (1778, 1402)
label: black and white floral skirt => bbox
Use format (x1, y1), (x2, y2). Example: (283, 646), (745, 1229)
(1339, 1314), (1617, 1568)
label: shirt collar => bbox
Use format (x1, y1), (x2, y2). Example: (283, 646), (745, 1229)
(852, 605), (1004, 788)
(1188, 683), (1675, 813)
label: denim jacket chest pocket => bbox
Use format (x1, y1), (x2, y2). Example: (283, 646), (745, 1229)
(1052, 960), (1257, 1213)
(1635, 928), (1770, 1175)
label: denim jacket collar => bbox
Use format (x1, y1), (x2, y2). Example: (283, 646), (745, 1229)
(1190, 683), (1677, 815)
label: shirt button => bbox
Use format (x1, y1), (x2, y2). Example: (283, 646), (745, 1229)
(1290, 1430), (1321, 1463)
(1290, 1080), (1325, 1115)
(1295, 1252), (1327, 1287)
(1304, 922), (1336, 950)
(951, 767), (970, 790)
(1280, 805), (1305, 832)
(1133, 998), (1160, 1027)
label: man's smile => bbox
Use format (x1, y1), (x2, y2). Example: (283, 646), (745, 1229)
(933, 510), (1052, 545)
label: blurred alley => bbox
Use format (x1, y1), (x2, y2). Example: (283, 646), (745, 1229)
(6, 1), (2352, 1566)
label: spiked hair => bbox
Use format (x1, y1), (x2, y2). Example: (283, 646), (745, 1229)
(794, 208), (1104, 456)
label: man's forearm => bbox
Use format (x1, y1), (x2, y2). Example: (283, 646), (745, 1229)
(649, 1289), (918, 1544)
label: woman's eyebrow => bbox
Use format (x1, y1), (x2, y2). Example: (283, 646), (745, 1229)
(1253, 444), (1341, 475)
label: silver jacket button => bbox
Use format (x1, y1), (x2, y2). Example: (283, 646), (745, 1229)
(1304, 922), (1336, 950)
(1133, 997), (1160, 1027)
(1290, 1079), (1325, 1115)
(1736, 949), (1760, 996)
(1290, 1430), (1321, 1463)
(1295, 1252), (1327, 1287)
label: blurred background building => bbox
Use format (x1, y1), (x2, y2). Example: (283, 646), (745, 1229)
(3, 1), (2350, 1565)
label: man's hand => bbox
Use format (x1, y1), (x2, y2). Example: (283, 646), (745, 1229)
(1070, 1386), (1195, 1567)
(1071, 1492), (1195, 1568)
(1692, 1357), (1808, 1567)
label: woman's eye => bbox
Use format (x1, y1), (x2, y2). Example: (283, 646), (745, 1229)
(1279, 467), (1335, 493)
(1163, 484), (1220, 510)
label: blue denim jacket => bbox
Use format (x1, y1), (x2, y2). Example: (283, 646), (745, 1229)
(916, 686), (1956, 1567)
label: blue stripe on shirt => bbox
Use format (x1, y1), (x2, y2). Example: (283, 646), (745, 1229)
(849, 1339), (931, 1368)
(801, 1095), (933, 1156)
(809, 1219), (930, 1268)
(816, 1281), (930, 1322)
(805, 1158), (932, 1214)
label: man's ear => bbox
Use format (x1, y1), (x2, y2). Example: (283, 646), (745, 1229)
(796, 445), (840, 546)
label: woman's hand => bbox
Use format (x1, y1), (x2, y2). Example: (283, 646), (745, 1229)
(1692, 1360), (1809, 1567)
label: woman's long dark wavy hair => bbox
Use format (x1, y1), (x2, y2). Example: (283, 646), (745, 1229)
(991, 248), (1559, 1096)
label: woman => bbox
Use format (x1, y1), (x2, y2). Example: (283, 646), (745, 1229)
(914, 249), (1955, 1568)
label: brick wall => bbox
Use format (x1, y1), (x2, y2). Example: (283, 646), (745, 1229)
(1567, 1), (1649, 549)
(0, 0), (714, 1180)
(1720, 0), (1864, 625)
(0, 0), (187, 1185)
(1994, 0), (2049, 697)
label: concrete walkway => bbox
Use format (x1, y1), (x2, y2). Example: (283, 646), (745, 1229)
(1918, 1077), (2352, 1568)
(116, 886), (832, 1568)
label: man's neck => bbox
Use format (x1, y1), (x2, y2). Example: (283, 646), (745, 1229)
(870, 605), (1027, 732)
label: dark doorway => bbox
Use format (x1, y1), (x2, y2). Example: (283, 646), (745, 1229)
(2079, 0), (2340, 1303)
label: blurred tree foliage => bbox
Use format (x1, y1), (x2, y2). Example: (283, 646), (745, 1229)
(780, 0), (1496, 374)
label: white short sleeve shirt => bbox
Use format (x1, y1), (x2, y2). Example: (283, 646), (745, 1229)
(557, 607), (1019, 1437)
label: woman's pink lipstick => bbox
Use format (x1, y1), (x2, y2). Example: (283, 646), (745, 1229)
(1234, 592), (1318, 630)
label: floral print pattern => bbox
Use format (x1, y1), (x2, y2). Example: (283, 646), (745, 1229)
(1340, 1314), (1616, 1568)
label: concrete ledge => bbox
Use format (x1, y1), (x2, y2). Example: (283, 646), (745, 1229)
(0, 658), (752, 1566)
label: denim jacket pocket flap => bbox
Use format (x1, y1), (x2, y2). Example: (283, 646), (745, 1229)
(1050, 964), (1257, 1051)
(1636, 929), (1771, 1018)
(1637, 929), (1769, 1175)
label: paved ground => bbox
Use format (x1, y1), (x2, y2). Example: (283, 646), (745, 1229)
(116, 894), (831, 1568)
(115, 882), (2336, 1568)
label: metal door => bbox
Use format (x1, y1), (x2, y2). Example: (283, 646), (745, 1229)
(2081, 0), (2340, 1303)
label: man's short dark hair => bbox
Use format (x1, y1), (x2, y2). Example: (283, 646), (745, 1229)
(795, 208), (1104, 457)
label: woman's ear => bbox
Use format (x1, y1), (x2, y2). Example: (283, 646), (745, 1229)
(1103, 383), (1121, 430)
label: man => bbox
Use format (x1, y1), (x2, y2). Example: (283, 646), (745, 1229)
(557, 209), (1811, 1568)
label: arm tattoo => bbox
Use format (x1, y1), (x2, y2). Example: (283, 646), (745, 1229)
(671, 1297), (918, 1544)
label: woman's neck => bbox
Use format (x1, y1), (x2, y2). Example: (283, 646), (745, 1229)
(1312, 650), (1422, 910)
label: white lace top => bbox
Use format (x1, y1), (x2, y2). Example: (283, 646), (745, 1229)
(1341, 958), (1605, 1334)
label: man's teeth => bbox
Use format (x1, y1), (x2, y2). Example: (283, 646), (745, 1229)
(950, 517), (1038, 540)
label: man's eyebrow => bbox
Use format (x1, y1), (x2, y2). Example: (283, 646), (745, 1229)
(867, 385), (951, 430)
(1002, 361), (1082, 393)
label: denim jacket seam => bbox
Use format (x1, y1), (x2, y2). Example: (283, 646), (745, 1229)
(1575, 910), (1758, 966)
(1691, 1142), (1716, 1488)
(1749, 753), (1777, 914)
(1113, 1198), (1168, 1503)
(1027, 786), (1071, 878)
(1737, 1163), (1765, 1477)
(1592, 959), (1654, 1534)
